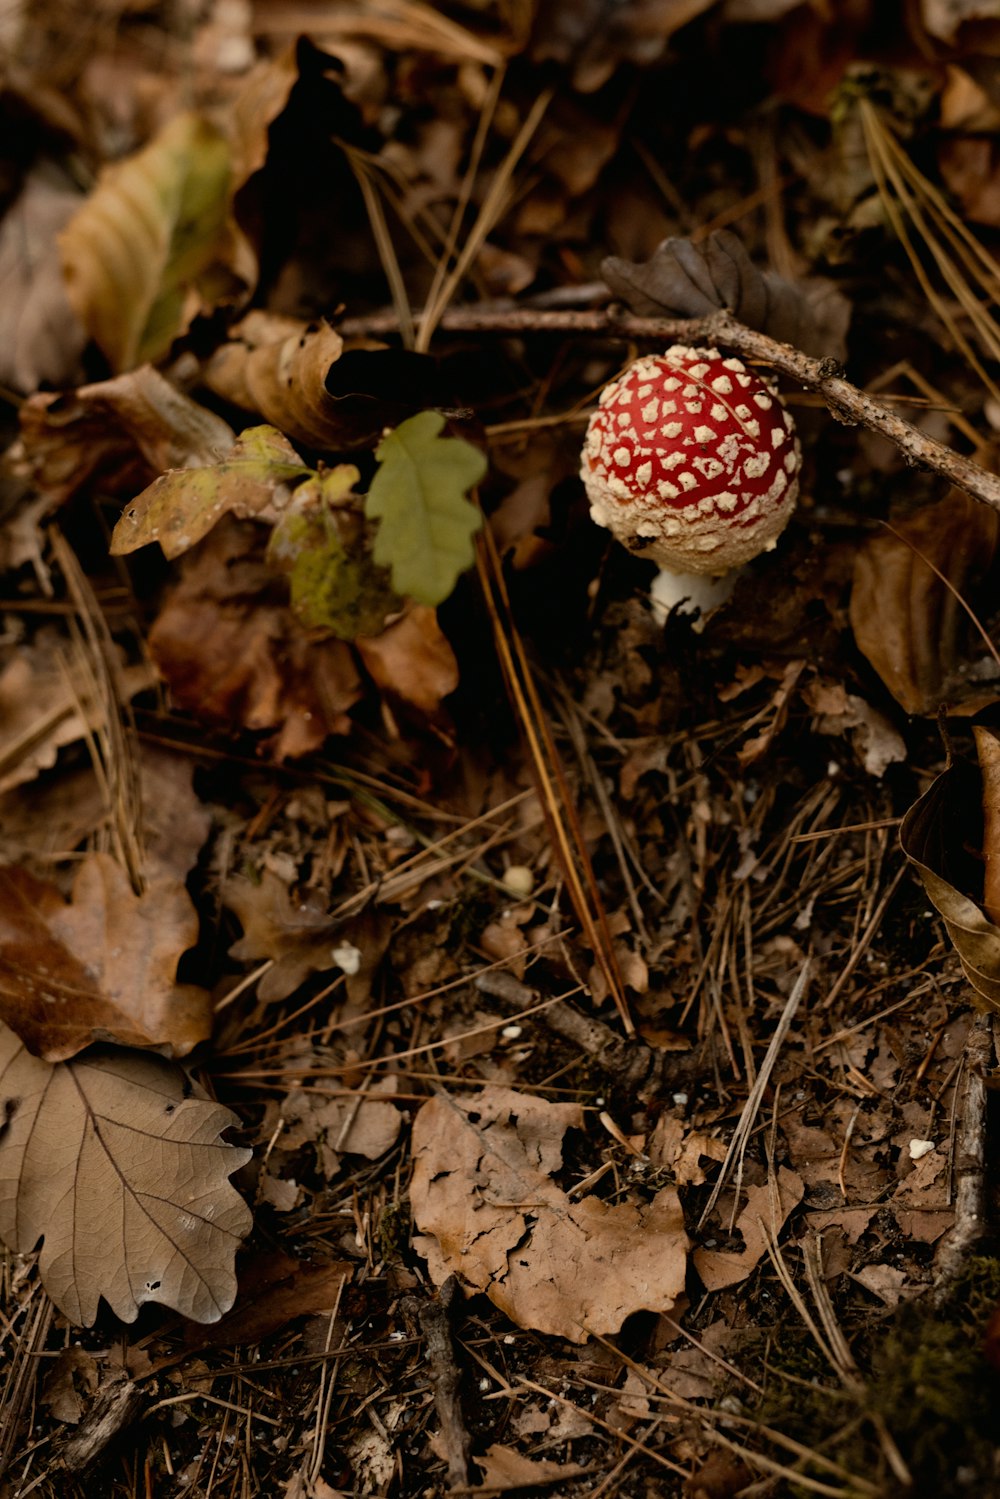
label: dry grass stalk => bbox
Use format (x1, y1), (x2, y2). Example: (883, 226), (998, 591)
(860, 98), (1000, 405)
(476, 523), (632, 1030)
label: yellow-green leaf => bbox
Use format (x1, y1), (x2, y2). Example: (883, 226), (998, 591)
(267, 467), (401, 638)
(365, 412), (485, 606)
(60, 112), (251, 372)
(111, 425), (311, 559)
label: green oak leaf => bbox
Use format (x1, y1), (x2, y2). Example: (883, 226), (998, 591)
(365, 412), (485, 606)
(110, 425), (312, 559)
(267, 467), (401, 639)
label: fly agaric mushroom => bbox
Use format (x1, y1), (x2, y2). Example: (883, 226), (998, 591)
(581, 345), (801, 618)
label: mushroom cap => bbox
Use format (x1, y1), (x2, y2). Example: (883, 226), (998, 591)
(581, 345), (801, 575)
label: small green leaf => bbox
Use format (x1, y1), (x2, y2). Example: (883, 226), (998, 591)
(111, 425), (312, 559)
(365, 412), (485, 606)
(267, 468), (401, 639)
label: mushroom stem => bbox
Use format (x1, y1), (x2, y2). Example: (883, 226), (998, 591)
(649, 567), (736, 626)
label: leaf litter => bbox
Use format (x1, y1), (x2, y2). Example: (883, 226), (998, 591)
(4, 4), (1000, 1497)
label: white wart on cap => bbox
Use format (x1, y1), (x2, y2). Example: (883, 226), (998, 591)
(581, 345), (801, 576)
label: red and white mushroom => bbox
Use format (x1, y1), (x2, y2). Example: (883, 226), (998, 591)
(581, 344), (801, 617)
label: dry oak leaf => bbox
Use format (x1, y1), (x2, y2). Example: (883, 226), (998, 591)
(222, 868), (340, 1003)
(0, 1023), (251, 1325)
(0, 854), (211, 1063)
(473, 1444), (588, 1492)
(411, 1087), (688, 1343)
(111, 425), (310, 561)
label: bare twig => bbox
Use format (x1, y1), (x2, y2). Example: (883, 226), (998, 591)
(418, 1277), (472, 1491)
(934, 1012), (996, 1292)
(337, 305), (1000, 514)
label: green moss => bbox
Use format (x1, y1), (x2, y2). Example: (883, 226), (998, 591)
(746, 1257), (1000, 1497)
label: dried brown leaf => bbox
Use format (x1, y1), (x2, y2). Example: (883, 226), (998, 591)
(15, 365), (234, 508)
(474, 1445), (588, 1492)
(183, 1251), (350, 1353)
(354, 605), (459, 717)
(602, 230), (851, 358)
(0, 1023), (251, 1325)
(411, 1087), (688, 1342)
(148, 519), (363, 759)
(692, 1167), (804, 1291)
(0, 854), (211, 1063)
(900, 755), (1000, 1011)
(223, 869), (339, 1002)
(202, 312), (439, 451)
(0, 634), (156, 796)
(850, 493), (1000, 716)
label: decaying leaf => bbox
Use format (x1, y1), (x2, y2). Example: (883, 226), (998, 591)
(850, 493), (1000, 716)
(15, 365), (235, 510)
(60, 111), (253, 371)
(366, 412), (485, 607)
(0, 1023), (251, 1325)
(0, 853), (211, 1063)
(354, 605), (459, 715)
(410, 1087), (688, 1343)
(266, 467), (401, 638)
(148, 518), (363, 758)
(0, 164), (86, 394)
(111, 424), (311, 560)
(602, 230), (851, 358)
(900, 754), (1000, 1010)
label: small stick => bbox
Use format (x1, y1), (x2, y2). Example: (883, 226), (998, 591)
(337, 306), (1000, 515)
(474, 969), (681, 1101)
(418, 1277), (472, 1491)
(934, 1012), (996, 1293)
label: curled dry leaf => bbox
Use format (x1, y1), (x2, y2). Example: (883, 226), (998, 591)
(602, 230), (851, 358)
(110, 424), (311, 560)
(16, 365), (235, 509)
(0, 853), (211, 1063)
(900, 754), (1000, 1010)
(202, 313), (349, 449)
(0, 1022), (251, 1326)
(411, 1087), (688, 1343)
(0, 165), (86, 394)
(850, 493), (1000, 716)
(148, 518), (363, 758)
(60, 111), (254, 372)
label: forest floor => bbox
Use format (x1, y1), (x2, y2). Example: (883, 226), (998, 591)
(3, 3), (1000, 1497)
